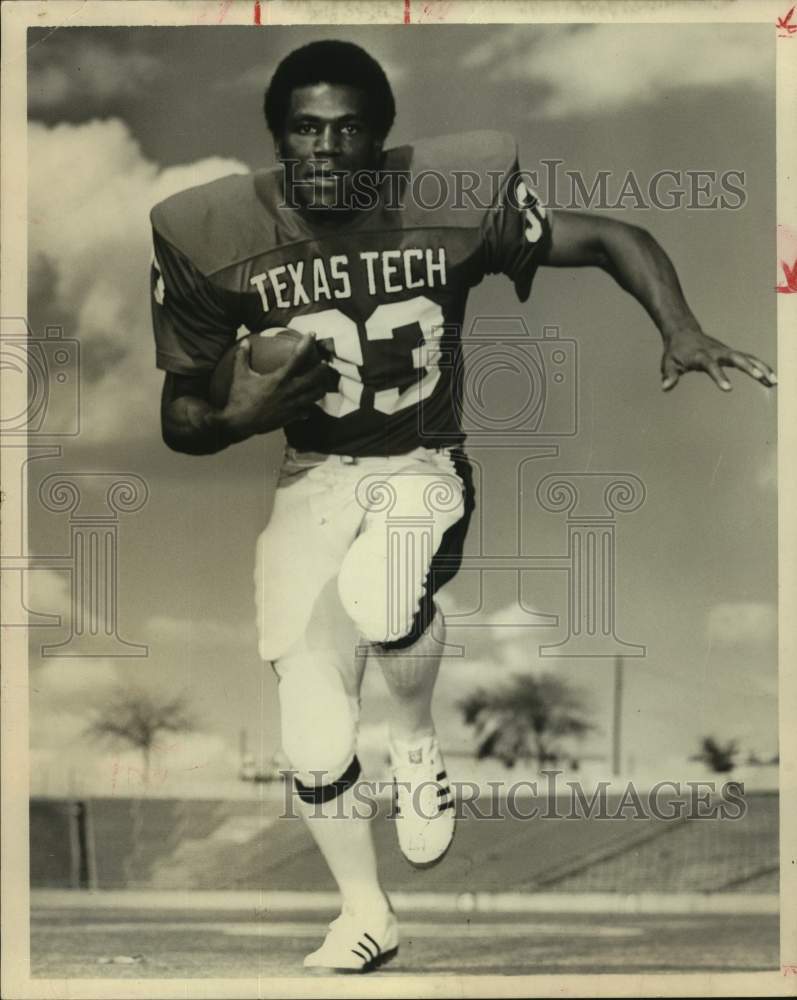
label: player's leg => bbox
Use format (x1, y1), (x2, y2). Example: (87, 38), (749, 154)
(338, 450), (475, 866)
(368, 610), (455, 867)
(340, 449), (473, 743)
(370, 598), (464, 868)
(274, 580), (383, 904)
(373, 613), (442, 744)
(256, 456), (397, 969)
(336, 449), (471, 651)
(274, 580), (397, 970)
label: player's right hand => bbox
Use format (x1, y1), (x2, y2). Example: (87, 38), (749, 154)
(220, 334), (330, 438)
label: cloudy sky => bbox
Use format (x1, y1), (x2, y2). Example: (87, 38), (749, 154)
(24, 23), (778, 796)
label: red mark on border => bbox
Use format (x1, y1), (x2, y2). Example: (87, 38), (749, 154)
(254, 0), (262, 24)
(775, 259), (797, 293)
(777, 5), (796, 34)
(404, 0), (411, 23)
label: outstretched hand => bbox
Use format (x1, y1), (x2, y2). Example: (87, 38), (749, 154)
(660, 326), (777, 392)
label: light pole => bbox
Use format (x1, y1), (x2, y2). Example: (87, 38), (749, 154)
(612, 656), (624, 777)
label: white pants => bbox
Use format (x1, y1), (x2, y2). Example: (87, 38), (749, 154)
(254, 446), (467, 783)
(255, 446), (467, 664)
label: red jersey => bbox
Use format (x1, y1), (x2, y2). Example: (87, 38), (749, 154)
(150, 131), (551, 456)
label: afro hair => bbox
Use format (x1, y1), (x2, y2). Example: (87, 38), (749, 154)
(264, 40), (396, 140)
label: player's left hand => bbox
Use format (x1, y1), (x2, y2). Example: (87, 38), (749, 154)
(660, 326), (777, 392)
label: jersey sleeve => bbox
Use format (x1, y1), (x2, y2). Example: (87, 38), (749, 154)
(150, 227), (238, 375)
(482, 144), (552, 302)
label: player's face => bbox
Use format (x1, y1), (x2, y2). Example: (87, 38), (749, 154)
(277, 83), (382, 215)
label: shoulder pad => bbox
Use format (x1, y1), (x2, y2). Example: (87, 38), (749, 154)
(383, 131), (518, 229)
(150, 170), (279, 276)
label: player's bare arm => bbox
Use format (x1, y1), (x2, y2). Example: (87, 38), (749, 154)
(161, 334), (329, 454)
(542, 210), (777, 392)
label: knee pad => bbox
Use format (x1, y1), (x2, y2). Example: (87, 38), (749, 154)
(277, 659), (359, 797)
(338, 463), (465, 644)
(294, 755), (362, 804)
(337, 532), (436, 645)
(336, 543), (393, 643)
(255, 524), (337, 663)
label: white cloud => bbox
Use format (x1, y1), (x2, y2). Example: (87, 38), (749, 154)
(706, 601), (777, 647)
(462, 24), (770, 117)
(29, 39), (162, 112)
(28, 119), (248, 445)
(145, 614), (256, 647)
(27, 567), (70, 619)
(435, 597), (554, 665)
(31, 658), (121, 702)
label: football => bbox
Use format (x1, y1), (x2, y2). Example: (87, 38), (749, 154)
(209, 327), (324, 409)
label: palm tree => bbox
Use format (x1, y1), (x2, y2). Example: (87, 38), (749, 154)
(459, 672), (594, 768)
(691, 736), (739, 773)
(83, 684), (196, 786)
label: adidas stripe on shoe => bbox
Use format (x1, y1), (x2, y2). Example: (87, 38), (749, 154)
(390, 733), (455, 868)
(303, 903), (399, 973)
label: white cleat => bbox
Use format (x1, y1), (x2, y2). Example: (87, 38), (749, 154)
(303, 903), (399, 973)
(390, 734), (455, 868)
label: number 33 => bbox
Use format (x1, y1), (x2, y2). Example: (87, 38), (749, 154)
(290, 295), (445, 419)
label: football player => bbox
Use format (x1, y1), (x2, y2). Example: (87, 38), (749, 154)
(151, 40), (776, 973)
